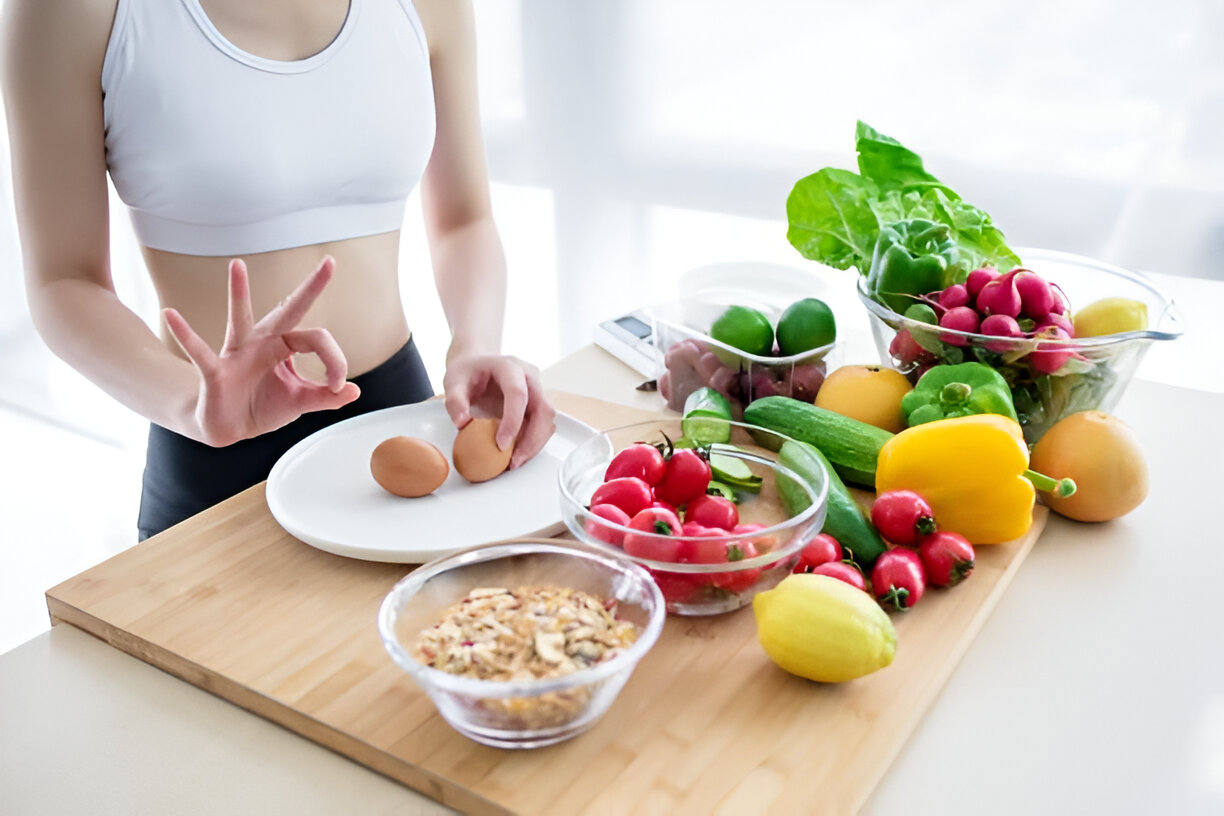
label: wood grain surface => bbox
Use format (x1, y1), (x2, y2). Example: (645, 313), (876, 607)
(46, 392), (1047, 815)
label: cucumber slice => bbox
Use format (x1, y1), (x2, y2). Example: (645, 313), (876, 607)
(682, 387), (733, 445)
(709, 453), (763, 493)
(705, 481), (740, 502)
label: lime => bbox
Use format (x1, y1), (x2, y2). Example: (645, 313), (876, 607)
(776, 297), (837, 356)
(709, 305), (775, 357)
(1072, 297), (1148, 337)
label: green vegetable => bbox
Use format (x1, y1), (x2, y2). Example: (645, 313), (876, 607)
(742, 396), (892, 488)
(708, 448), (763, 494)
(901, 362), (1019, 426)
(776, 440), (888, 569)
(866, 218), (958, 313)
(682, 386), (734, 445)
(785, 121), (1020, 281)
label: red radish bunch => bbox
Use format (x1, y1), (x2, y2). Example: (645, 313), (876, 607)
(586, 440), (779, 605)
(890, 266), (1077, 375)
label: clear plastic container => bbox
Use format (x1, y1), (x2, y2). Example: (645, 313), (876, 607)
(649, 290), (840, 416)
(859, 247), (1184, 442)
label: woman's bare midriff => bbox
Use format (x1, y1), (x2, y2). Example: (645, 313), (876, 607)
(142, 229), (413, 383)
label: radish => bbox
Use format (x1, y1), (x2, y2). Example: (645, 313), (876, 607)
(965, 267), (999, 300)
(979, 313), (1024, 352)
(938, 306), (980, 346)
(1014, 270), (1057, 320)
(1035, 312), (1075, 338)
(1028, 326), (1073, 374)
(976, 269), (1022, 318)
(938, 284), (970, 310)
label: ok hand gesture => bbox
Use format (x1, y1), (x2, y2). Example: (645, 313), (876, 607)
(164, 256), (360, 447)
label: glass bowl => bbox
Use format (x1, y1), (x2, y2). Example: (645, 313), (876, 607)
(649, 291), (840, 416)
(858, 247), (1183, 443)
(377, 539), (665, 749)
(558, 418), (829, 616)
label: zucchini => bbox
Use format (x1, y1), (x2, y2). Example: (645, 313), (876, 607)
(682, 387), (734, 445)
(743, 396), (892, 488)
(776, 440), (888, 569)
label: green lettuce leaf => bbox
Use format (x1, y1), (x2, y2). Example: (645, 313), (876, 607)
(784, 167), (880, 271)
(785, 121), (1020, 279)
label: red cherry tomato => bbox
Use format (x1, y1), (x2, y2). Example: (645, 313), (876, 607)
(623, 507), (684, 562)
(685, 494), (739, 531)
(604, 443), (666, 485)
(870, 490), (937, 547)
(712, 538), (761, 593)
(649, 568), (701, 606)
(871, 548), (927, 611)
(653, 449), (712, 506)
(793, 533), (842, 574)
(809, 560), (868, 592)
(681, 520), (710, 538)
(589, 477), (653, 519)
(585, 503), (631, 548)
(681, 526), (730, 564)
(918, 531), (975, 587)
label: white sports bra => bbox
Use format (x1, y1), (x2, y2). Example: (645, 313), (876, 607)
(102, 0), (436, 257)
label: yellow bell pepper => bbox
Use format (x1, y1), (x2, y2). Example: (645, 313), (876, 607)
(875, 414), (1063, 545)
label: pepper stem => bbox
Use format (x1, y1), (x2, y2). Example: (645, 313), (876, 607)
(939, 382), (972, 408)
(1023, 468), (1077, 498)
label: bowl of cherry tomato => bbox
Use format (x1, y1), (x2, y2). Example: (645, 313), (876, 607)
(557, 417), (829, 616)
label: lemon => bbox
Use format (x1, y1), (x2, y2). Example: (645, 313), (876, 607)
(753, 573), (896, 683)
(776, 297), (837, 356)
(709, 305), (775, 358)
(1072, 297), (1148, 337)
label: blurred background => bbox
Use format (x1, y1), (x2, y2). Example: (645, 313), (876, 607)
(1, 0), (1221, 652)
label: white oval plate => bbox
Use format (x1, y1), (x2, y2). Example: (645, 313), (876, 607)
(266, 401), (597, 563)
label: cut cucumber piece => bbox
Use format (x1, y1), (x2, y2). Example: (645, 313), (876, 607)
(682, 387), (733, 445)
(709, 453), (763, 493)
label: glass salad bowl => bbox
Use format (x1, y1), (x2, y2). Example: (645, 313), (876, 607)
(859, 248), (1184, 443)
(558, 417), (829, 616)
(378, 539), (665, 749)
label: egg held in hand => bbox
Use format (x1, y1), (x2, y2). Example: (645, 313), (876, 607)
(370, 436), (450, 498)
(453, 417), (515, 483)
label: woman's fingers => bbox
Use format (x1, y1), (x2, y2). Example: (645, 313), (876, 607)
(164, 308), (218, 375)
(294, 379), (362, 414)
(282, 327), (350, 393)
(509, 371), (556, 469)
(492, 360), (529, 452)
(259, 255), (336, 335)
(222, 258), (254, 351)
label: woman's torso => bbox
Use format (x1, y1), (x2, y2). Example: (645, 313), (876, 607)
(102, 0), (436, 381)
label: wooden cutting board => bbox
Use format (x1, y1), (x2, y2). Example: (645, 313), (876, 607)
(46, 391), (1046, 815)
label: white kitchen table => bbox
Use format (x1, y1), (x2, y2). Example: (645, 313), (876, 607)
(2, 329), (1222, 814)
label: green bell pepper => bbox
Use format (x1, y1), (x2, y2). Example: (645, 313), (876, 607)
(866, 218), (958, 314)
(901, 362), (1019, 426)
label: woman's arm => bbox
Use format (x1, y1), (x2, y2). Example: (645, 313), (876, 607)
(415, 0), (555, 468)
(1, 0), (358, 446)
(1, 0), (202, 436)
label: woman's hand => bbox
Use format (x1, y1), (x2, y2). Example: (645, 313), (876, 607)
(164, 256), (360, 447)
(443, 353), (556, 469)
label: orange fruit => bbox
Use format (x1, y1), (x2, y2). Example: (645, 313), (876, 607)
(1029, 411), (1148, 522)
(814, 365), (912, 433)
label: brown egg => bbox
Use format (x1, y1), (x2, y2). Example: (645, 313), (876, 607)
(452, 417), (514, 483)
(370, 436), (450, 498)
